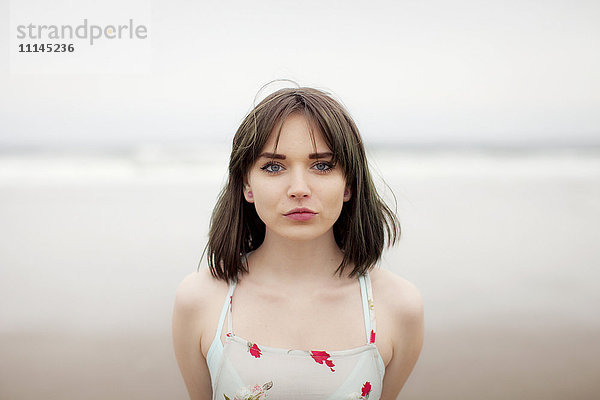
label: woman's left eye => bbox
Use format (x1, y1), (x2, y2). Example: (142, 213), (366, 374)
(313, 162), (334, 172)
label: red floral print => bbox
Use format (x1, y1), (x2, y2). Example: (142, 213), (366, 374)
(369, 330), (376, 344)
(248, 342), (262, 358)
(361, 381), (372, 397)
(310, 350), (335, 372)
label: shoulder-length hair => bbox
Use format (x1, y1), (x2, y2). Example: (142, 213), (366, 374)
(203, 86), (400, 281)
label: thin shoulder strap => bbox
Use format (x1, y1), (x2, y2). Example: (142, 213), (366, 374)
(226, 280), (238, 334)
(214, 280), (237, 341)
(359, 271), (377, 344)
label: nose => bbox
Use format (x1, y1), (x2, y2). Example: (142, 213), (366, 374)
(287, 169), (311, 199)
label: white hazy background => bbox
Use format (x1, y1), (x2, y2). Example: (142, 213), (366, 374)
(1, 0), (599, 399)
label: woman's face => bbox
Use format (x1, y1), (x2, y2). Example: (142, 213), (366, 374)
(243, 113), (351, 242)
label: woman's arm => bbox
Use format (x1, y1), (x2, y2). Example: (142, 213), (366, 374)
(172, 272), (214, 400)
(379, 275), (425, 399)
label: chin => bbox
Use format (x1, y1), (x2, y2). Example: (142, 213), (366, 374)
(275, 226), (332, 242)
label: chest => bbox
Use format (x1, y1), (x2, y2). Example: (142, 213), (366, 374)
(228, 285), (367, 351)
(201, 279), (394, 367)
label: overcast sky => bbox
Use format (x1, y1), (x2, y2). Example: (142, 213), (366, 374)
(1, 0), (599, 149)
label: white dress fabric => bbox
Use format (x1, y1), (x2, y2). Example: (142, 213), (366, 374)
(206, 271), (385, 400)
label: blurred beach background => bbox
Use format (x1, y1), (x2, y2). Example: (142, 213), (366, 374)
(0, 146), (599, 400)
(2, 0), (600, 399)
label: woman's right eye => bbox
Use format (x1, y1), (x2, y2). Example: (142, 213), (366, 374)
(260, 162), (284, 174)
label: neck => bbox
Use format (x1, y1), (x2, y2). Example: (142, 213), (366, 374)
(246, 229), (348, 284)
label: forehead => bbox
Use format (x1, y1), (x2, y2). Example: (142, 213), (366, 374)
(262, 113), (330, 153)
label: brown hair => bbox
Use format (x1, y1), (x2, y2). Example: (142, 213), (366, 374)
(202, 86), (400, 281)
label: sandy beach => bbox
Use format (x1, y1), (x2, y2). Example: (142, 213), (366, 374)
(1, 147), (599, 399)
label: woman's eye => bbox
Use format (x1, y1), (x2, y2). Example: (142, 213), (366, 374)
(314, 162), (334, 172)
(261, 162), (283, 174)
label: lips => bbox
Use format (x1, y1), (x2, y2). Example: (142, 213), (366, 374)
(283, 208), (317, 221)
(284, 207), (316, 216)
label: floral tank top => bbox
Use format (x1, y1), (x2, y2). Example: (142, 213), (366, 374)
(206, 271), (385, 399)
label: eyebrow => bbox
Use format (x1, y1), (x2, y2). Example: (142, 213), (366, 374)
(258, 152), (333, 160)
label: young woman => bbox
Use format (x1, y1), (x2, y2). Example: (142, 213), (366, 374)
(172, 87), (424, 400)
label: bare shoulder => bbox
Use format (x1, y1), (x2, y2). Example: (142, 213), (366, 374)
(369, 267), (424, 326)
(174, 267), (229, 317)
(173, 268), (229, 399)
(369, 268), (423, 309)
(370, 267), (424, 397)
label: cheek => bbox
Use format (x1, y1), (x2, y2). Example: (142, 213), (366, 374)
(323, 181), (347, 210)
(251, 180), (278, 205)
(248, 183), (280, 220)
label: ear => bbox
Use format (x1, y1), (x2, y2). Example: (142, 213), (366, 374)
(243, 183), (254, 203)
(343, 186), (352, 202)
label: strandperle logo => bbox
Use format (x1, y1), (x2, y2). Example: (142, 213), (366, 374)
(16, 19), (148, 45)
